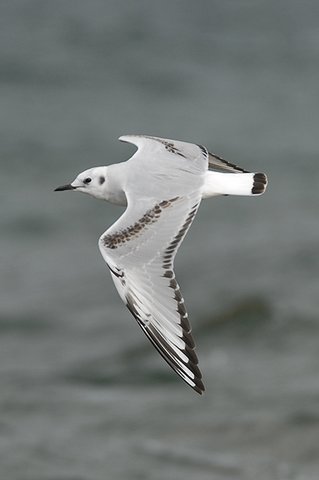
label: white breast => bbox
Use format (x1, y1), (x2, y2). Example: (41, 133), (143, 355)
(104, 163), (128, 206)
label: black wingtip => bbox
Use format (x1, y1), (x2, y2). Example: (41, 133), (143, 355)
(193, 380), (205, 395)
(252, 173), (268, 195)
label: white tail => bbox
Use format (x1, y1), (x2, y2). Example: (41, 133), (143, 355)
(202, 171), (268, 198)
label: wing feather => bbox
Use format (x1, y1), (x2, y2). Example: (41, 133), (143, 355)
(208, 151), (250, 173)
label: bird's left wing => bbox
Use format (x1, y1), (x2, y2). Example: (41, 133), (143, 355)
(99, 136), (208, 393)
(99, 193), (204, 394)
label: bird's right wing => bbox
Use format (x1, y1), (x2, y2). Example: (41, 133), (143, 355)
(208, 151), (250, 173)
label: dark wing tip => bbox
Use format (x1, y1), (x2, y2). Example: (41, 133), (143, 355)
(192, 377), (205, 395)
(208, 151), (249, 173)
(182, 343), (205, 395)
(127, 300), (205, 395)
(252, 172), (268, 195)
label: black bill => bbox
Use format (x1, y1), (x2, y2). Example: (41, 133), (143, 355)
(54, 184), (76, 192)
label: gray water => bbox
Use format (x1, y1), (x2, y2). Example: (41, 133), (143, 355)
(1, 1), (319, 479)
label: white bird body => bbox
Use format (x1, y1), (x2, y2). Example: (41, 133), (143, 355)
(55, 134), (267, 394)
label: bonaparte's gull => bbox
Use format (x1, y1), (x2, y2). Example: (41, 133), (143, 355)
(55, 135), (267, 394)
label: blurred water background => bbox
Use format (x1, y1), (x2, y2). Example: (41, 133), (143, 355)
(1, 1), (319, 479)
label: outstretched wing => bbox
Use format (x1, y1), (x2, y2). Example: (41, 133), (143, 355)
(99, 135), (208, 393)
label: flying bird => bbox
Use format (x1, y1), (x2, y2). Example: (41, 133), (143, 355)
(55, 135), (267, 394)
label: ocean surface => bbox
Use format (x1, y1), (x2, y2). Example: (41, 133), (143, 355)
(1, 1), (319, 479)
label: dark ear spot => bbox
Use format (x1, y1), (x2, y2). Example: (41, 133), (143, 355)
(99, 176), (105, 185)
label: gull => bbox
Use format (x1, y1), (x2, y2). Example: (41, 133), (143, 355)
(55, 135), (267, 394)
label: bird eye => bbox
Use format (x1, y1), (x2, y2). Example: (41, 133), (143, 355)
(83, 177), (92, 184)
